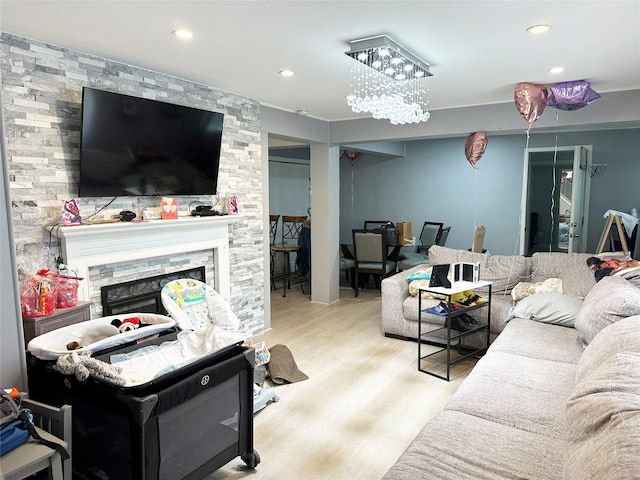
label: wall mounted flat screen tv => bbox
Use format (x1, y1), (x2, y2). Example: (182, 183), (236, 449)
(79, 87), (224, 197)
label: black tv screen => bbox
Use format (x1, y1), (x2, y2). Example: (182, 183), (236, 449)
(79, 87), (224, 197)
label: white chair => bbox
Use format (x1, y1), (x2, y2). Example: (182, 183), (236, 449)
(0, 398), (71, 480)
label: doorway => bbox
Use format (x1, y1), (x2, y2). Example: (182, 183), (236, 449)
(521, 146), (592, 255)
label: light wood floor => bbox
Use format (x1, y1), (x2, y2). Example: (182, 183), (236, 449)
(209, 284), (476, 480)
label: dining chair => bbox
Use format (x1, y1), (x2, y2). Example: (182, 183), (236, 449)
(269, 215), (280, 290)
(271, 215), (307, 297)
(397, 222), (451, 271)
(339, 243), (356, 286)
(472, 225), (486, 253)
(0, 397), (72, 480)
(352, 229), (397, 297)
(363, 220), (391, 230)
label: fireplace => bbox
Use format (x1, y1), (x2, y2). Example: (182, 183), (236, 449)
(101, 266), (206, 316)
(52, 216), (241, 306)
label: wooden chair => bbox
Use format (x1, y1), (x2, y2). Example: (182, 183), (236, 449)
(271, 215), (307, 297)
(0, 397), (72, 480)
(472, 225), (486, 253)
(352, 229), (397, 297)
(269, 214), (280, 290)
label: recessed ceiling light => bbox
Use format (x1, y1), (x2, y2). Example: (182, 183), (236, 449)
(548, 66), (565, 74)
(172, 29), (194, 40)
(526, 24), (551, 34)
(279, 70), (295, 77)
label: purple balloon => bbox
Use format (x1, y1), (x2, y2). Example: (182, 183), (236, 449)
(547, 80), (601, 111)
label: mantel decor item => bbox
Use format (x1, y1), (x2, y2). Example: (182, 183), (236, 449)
(345, 35), (433, 125)
(161, 197), (178, 220)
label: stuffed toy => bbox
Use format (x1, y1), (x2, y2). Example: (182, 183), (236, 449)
(55, 350), (125, 385)
(111, 316), (140, 333)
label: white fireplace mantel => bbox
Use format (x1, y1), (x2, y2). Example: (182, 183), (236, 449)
(52, 215), (241, 302)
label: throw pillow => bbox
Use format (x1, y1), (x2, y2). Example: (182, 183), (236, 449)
(505, 292), (583, 327)
(511, 278), (563, 303)
(574, 276), (640, 347)
(428, 245), (528, 295)
(408, 279), (444, 299)
(407, 268), (432, 282)
(564, 317), (640, 479)
(531, 252), (595, 298)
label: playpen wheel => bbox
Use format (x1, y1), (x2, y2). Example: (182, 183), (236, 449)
(242, 449), (261, 469)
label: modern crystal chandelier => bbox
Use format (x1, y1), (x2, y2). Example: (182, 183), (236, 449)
(345, 35), (433, 125)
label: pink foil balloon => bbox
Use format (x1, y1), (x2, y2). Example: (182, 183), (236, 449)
(465, 132), (488, 169)
(514, 83), (548, 131)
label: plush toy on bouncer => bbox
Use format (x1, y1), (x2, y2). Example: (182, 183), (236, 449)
(111, 316), (141, 333)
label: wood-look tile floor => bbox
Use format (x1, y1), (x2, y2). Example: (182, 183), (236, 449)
(208, 285), (475, 480)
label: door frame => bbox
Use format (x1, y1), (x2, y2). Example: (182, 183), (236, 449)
(519, 145), (592, 255)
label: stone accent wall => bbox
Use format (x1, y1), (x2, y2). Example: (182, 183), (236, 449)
(1, 33), (265, 334)
(88, 250), (214, 318)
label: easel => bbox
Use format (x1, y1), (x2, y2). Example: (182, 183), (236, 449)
(596, 214), (629, 254)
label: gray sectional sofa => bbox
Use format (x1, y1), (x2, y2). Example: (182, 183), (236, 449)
(381, 247), (640, 479)
(382, 246), (598, 341)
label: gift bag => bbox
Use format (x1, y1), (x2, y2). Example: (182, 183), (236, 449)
(18, 246), (58, 318)
(397, 221), (414, 246)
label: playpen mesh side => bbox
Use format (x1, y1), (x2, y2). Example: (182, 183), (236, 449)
(156, 376), (240, 479)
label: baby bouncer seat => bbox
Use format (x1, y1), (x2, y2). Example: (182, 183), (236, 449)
(161, 279), (278, 413)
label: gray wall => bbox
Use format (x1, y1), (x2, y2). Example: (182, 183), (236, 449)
(1, 83), (27, 391)
(340, 128), (640, 255)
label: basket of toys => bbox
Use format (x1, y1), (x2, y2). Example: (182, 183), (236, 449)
(52, 273), (82, 308)
(20, 269), (58, 318)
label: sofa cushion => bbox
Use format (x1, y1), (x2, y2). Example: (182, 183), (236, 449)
(531, 252), (595, 298)
(445, 350), (576, 439)
(383, 409), (566, 480)
(564, 317), (640, 480)
(428, 245), (528, 295)
(505, 292), (583, 327)
(574, 276), (640, 346)
(490, 318), (583, 363)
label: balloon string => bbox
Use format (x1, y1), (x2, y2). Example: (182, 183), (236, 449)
(474, 168), (479, 230)
(549, 109), (560, 252)
(350, 162), (354, 232)
(517, 130), (531, 256)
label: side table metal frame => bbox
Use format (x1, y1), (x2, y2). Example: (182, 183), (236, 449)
(418, 281), (492, 381)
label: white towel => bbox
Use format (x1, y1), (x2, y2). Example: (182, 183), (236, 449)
(604, 210), (639, 238)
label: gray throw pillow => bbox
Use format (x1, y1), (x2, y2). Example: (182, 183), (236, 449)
(574, 276), (640, 346)
(505, 292), (583, 327)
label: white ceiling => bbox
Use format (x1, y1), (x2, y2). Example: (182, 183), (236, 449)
(1, 1), (639, 122)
